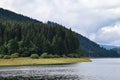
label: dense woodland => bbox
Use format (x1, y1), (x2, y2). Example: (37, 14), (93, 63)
(0, 21), (81, 57)
(0, 8), (119, 58)
(0, 8), (81, 58)
(112, 48), (120, 55)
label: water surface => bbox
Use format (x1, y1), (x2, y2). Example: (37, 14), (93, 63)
(0, 58), (120, 80)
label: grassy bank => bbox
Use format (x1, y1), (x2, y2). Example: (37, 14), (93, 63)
(0, 58), (91, 66)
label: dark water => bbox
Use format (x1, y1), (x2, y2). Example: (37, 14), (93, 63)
(0, 58), (120, 80)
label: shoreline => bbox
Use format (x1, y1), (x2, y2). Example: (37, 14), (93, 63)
(0, 58), (91, 66)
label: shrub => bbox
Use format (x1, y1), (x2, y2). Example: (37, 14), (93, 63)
(67, 54), (74, 58)
(11, 53), (19, 58)
(62, 55), (67, 58)
(30, 54), (39, 59)
(67, 53), (80, 58)
(3, 55), (10, 59)
(40, 53), (49, 58)
(40, 53), (60, 58)
(53, 54), (60, 58)
(47, 54), (53, 58)
(0, 55), (4, 59)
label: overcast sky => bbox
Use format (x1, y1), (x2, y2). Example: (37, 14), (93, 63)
(0, 0), (120, 46)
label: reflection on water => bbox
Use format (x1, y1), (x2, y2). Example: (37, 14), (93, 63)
(0, 58), (120, 80)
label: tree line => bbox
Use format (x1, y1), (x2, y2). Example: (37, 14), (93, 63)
(0, 21), (81, 58)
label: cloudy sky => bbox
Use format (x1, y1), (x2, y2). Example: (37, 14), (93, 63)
(0, 0), (120, 46)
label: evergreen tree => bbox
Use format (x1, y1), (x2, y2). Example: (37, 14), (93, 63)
(7, 39), (18, 54)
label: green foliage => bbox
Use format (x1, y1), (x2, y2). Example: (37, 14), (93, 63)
(67, 54), (74, 58)
(7, 39), (18, 54)
(0, 45), (8, 55)
(10, 53), (19, 58)
(30, 54), (39, 59)
(3, 55), (10, 59)
(40, 53), (60, 58)
(53, 54), (60, 58)
(62, 55), (67, 58)
(0, 8), (119, 58)
(0, 55), (4, 59)
(0, 21), (80, 57)
(78, 34), (120, 57)
(40, 53), (49, 58)
(47, 54), (60, 58)
(0, 8), (81, 58)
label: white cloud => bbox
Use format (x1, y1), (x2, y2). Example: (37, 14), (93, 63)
(0, 0), (120, 45)
(91, 22), (120, 45)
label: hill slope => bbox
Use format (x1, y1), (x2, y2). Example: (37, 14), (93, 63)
(78, 34), (119, 57)
(0, 8), (41, 23)
(0, 8), (119, 57)
(112, 48), (120, 55)
(0, 8), (80, 57)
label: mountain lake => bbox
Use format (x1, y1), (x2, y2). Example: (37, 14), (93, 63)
(0, 58), (120, 80)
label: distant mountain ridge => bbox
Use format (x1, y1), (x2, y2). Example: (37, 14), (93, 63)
(0, 8), (119, 57)
(100, 44), (120, 50)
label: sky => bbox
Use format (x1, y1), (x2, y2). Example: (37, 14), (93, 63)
(0, 0), (120, 46)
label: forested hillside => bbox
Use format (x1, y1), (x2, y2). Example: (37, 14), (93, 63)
(0, 8), (119, 58)
(78, 34), (119, 57)
(112, 48), (120, 55)
(0, 8), (80, 57)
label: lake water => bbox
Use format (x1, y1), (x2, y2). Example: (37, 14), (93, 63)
(0, 58), (120, 80)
